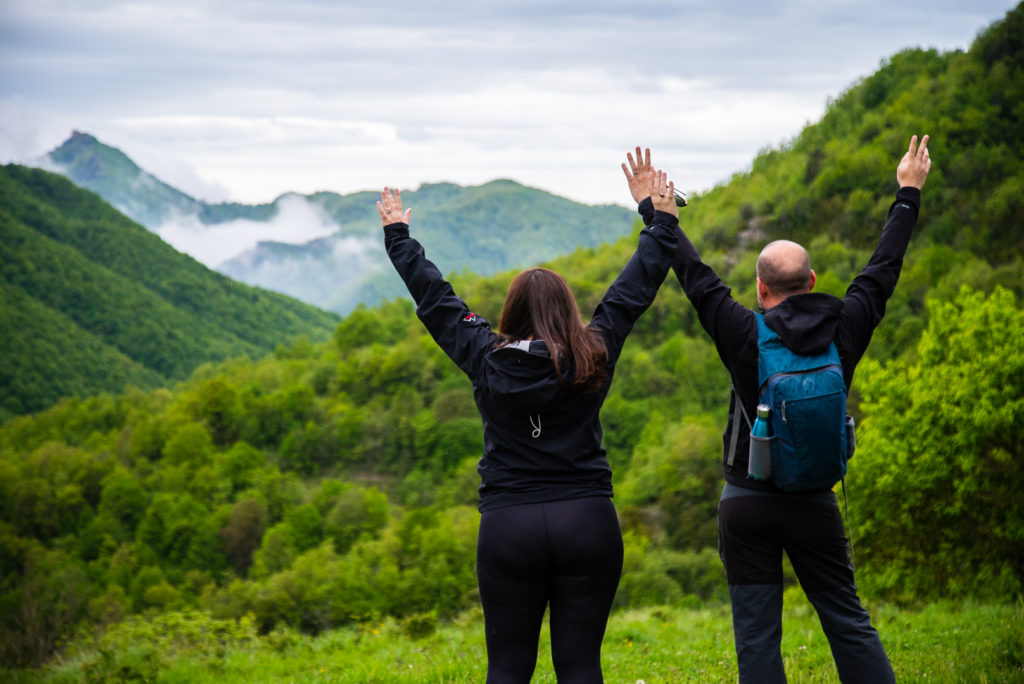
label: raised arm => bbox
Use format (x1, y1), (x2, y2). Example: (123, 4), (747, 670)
(591, 168), (679, 366)
(379, 187), (497, 378)
(838, 134), (932, 375)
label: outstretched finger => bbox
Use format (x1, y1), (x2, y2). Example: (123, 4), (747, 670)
(917, 134), (930, 159)
(376, 200), (386, 221)
(650, 169), (665, 196)
(907, 135), (918, 157)
(642, 147), (651, 170)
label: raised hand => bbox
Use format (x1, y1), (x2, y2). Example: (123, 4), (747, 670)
(377, 187), (412, 227)
(649, 169), (678, 218)
(622, 146), (653, 204)
(896, 134), (931, 189)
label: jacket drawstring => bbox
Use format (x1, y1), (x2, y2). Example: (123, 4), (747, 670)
(529, 414), (542, 439)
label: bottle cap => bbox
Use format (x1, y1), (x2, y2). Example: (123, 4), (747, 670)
(756, 404), (771, 419)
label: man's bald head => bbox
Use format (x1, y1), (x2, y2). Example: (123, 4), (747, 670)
(756, 240), (813, 304)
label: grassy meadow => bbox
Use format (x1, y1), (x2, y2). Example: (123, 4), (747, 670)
(6, 594), (1021, 683)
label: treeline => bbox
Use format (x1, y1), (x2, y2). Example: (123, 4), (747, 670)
(2, 3), (1023, 670)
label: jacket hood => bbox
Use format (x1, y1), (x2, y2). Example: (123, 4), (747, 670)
(483, 340), (563, 412)
(763, 293), (843, 355)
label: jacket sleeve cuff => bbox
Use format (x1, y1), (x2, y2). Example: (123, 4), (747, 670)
(895, 187), (921, 209)
(651, 210), (680, 230)
(637, 197), (655, 225)
(383, 222), (409, 236)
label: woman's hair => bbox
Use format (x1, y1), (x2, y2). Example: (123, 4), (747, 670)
(498, 268), (608, 393)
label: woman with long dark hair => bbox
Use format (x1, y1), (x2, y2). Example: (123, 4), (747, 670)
(378, 151), (680, 683)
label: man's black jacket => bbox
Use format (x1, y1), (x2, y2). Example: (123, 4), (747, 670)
(640, 187), (921, 491)
(384, 212), (679, 511)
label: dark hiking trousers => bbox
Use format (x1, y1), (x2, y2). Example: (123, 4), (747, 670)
(477, 496), (623, 684)
(718, 483), (895, 684)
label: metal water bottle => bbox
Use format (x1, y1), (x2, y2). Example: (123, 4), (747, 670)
(748, 403), (773, 481)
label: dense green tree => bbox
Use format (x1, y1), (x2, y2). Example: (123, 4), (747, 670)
(850, 287), (1024, 601)
(249, 523), (298, 579)
(220, 498), (268, 576)
(98, 469), (149, 530)
(323, 485), (389, 554)
(0, 547), (88, 667)
(161, 422), (214, 467)
(283, 503), (323, 553)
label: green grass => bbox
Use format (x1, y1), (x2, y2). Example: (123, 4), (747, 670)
(6, 595), (1022, 683)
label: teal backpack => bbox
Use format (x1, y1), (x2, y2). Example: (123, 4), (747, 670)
(728, 312), (854, 491)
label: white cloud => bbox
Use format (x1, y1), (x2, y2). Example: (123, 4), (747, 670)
(152, 194), (342, 267)
(0, 97), (70, 164)
(218, 233), (384, 312)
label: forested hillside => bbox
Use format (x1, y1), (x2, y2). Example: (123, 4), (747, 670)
(1, 2), (1022, 673)
(0, 165), (340, 418)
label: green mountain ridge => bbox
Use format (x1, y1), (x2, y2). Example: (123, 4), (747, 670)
(0, 164), (340, 418)
(41, 134), (638, 314)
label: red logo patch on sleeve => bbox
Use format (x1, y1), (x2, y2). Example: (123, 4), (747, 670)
(463, 313), (477, 323)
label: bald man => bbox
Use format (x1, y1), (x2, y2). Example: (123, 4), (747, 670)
(625, 136), (932, 683)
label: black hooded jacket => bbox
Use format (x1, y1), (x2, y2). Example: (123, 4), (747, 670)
(640, 186), (922, 491)
(384, 212), (679, 511)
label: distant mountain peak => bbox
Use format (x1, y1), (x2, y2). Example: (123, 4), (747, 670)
(42, 131), (200, 226)
(49, 130), (143, 177)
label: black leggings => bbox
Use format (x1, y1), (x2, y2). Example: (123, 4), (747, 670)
(476, 496), (623, 684)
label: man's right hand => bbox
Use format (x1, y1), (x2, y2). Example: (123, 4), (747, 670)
(897, 134), (931, 189)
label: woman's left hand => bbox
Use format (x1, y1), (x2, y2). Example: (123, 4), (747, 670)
(377, 187), (412, 227)
(622, 146), (653, 204)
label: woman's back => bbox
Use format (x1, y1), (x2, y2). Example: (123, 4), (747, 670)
(472, 337), (612, 512)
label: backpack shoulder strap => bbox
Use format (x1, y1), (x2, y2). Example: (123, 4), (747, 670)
(726, 386), (753, 468)
(725, 313), (768, 469)
(754, 312), (785, 387)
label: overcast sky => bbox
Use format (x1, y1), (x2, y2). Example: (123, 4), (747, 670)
(0, 0), (1016, 207)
